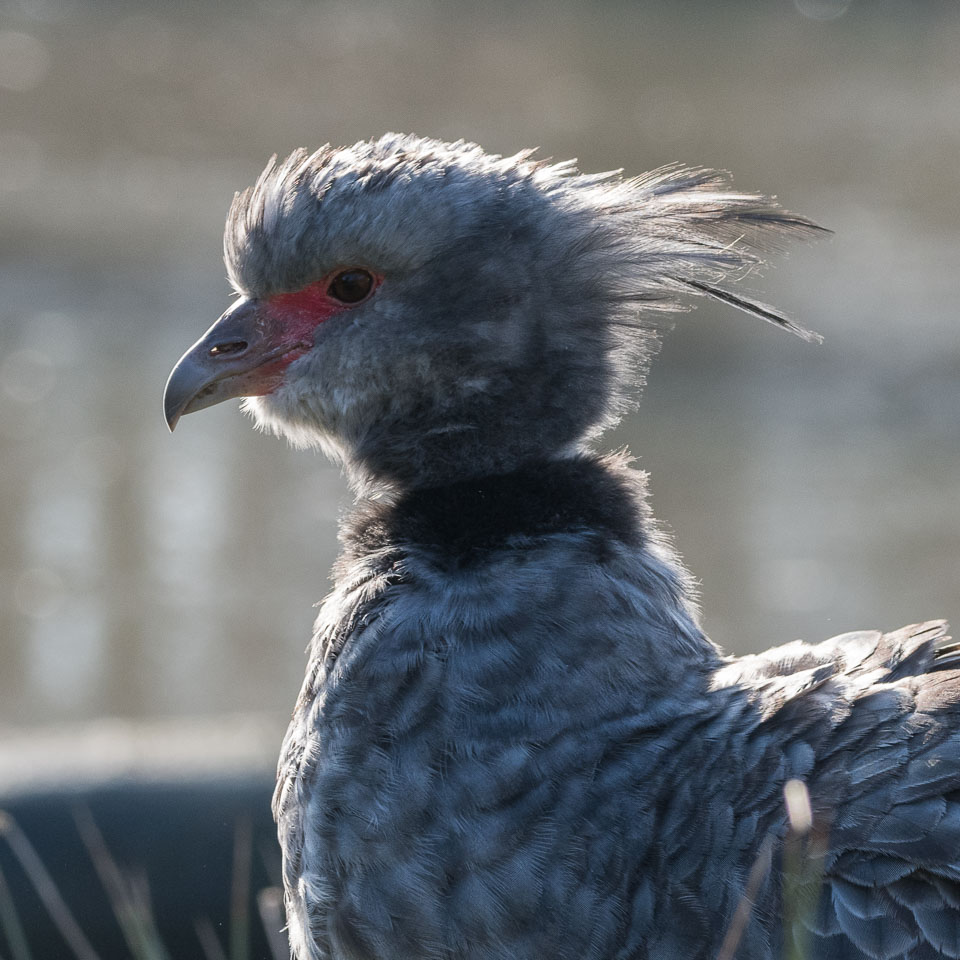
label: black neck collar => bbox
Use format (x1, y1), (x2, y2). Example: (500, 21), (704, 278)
(341, 454), (647, 563)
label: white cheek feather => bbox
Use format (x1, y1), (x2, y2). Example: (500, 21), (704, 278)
(240, 374), (377, 465)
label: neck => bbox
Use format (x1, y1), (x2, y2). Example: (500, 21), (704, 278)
(343, 452), (644, 559)
(330, 452), (717, 696)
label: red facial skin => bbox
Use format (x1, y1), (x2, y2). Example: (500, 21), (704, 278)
(246, 269), (383, 396)
(164, 268), (383, 428)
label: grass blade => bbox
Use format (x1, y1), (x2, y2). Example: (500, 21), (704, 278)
(72, 806), (171, 960)
(230, 815), (252, 960)
(0, 811), (101, 960)
(256, 887), (287, 960)
(195, 917), (228, 960)
(715, 832), (774, 960)
(0, 856), (32, 960)
(782, 780), (829, 960)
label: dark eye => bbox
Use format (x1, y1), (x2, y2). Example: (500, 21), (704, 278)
(328, 269), (374, 304)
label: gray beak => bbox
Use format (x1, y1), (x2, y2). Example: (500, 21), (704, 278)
(163, 298), (295, 431)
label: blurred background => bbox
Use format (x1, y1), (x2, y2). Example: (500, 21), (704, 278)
(0, 0), (958, 952)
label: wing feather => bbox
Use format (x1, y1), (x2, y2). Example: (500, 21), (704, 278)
(736, 620), (960, 958)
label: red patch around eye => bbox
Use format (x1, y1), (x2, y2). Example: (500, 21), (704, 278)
(265, 271), (383, 352)
(266, 282), (345, 350)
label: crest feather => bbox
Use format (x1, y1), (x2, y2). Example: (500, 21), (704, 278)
(223, 134), (825, 340)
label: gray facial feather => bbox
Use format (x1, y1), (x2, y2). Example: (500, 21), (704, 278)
(225, 134), (823, 489)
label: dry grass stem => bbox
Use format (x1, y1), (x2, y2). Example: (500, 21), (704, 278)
(195, 916), (229, 960)
(256, 887), (288, 960)
(782, 782), (830, 960)
(0, 811), (101, 960)
(0, 857), (31, 960)
(230, 815), (252, 960)
(72, 806), (171, 960)
(715, 832), (775, 960)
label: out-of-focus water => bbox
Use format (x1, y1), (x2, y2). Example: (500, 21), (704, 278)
(1, 0), (958, 729)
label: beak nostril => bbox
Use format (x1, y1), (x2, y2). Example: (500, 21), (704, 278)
(209, 340), (248, 358)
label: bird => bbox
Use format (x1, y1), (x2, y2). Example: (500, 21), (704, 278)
(164, 134), (960, 960)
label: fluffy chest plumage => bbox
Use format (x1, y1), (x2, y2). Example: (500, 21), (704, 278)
(274, 537), (771, 960)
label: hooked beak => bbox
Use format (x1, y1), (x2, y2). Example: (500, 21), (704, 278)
(163, 298), (308, 431)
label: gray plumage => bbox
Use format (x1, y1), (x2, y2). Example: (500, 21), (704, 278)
(165, 134), (959, 960)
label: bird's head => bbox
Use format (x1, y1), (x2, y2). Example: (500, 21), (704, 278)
(164, 133), (822, 490)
